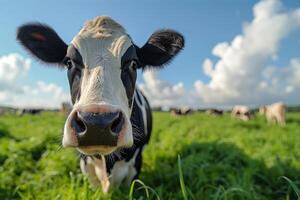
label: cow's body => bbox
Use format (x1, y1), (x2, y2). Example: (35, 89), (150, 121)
(206, 109), (223, 116)
(80, 89), (151, 192)
(170, 107), (192, 116)
(259, 102), (286, 126)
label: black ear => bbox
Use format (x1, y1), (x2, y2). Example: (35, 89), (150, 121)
(16, 23), (67, 64)
(137, 29), (184, 68)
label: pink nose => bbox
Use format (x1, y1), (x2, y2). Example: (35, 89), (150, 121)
(70, 110), (124, 146)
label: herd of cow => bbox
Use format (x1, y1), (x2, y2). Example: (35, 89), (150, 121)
(206, 102), (286, 126)
(169, 102), (286, 126)
(14, 102), (286, 127)
(6, 15), (288, 193)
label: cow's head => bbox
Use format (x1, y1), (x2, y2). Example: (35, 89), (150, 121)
(17, 16), (184, 155)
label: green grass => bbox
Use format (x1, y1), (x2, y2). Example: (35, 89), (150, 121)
(0, 111), (300, 199)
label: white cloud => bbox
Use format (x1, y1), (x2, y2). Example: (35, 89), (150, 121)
(0, 53), (69, 108)
(195, 0), (300, 107)
(139, 70), (193, 108)
(140, 0), (300, 108)
(202, 59), (214, 77)
(0, 53), (31, 82)
(36, 81), (68, 99)
(289, 59), (300, 87)
(0, 53), (31, 92)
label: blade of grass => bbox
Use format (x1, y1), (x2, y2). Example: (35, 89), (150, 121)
(129, 179), (161, 200)
(129, 179), (149, 200)
(281, 176), (300, 200)
(136, 186), (161, 200)
(178, 155), (188, 200)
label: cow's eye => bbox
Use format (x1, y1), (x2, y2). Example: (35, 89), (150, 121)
(63, 58), (73, 70)
(130, 60), (138, 70)
(66, 60), (73, 69)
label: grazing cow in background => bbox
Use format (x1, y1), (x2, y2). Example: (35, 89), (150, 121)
(206, 109), (223, 116)
(17, 16), (184, 192)
(259, 102), (286, 126)
(180, 107), (193, 115)
(17, 108), (42, 116)
(231, 105), (251, 121)
(171, 107), (192, 116)
(170, 108), (181, 116)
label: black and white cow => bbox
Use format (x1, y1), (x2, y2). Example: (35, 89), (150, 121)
(17, 16), (184, 192)
(17, 108), (42, 116)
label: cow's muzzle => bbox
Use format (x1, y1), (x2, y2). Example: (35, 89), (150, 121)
(70, 109), (124, 146)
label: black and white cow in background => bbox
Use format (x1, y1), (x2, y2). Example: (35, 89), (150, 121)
(17, 108), (42, 116)
(17, 16), (184, 192)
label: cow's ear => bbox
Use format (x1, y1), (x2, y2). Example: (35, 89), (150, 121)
(17, 23), (67, 65)
(136, 29), (184, 69)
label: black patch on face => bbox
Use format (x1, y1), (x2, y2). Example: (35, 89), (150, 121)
(64, 45), (84, 104)
(120, 45), (138, 107)
(66, 45), (84, 66)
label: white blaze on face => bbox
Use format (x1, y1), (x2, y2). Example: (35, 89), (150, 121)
(68, 16), (135, 149)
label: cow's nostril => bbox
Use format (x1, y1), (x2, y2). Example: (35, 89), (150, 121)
(71, 112), (86, 134)
(110, 112), (124, 135)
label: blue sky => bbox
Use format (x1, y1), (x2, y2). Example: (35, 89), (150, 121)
(1, 0), (300, 108)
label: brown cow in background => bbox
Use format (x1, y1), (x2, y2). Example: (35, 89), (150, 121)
(259, 102), (286, 126)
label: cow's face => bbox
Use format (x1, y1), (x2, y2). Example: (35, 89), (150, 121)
(236, 110), (251, 121)
(17, 16), (184, 155)
(63, 19), (139, 155)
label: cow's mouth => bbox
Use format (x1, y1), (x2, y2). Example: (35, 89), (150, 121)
(77, 145), (117, 155)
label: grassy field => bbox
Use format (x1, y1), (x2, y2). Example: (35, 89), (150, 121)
(0, 111), (300, 200)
